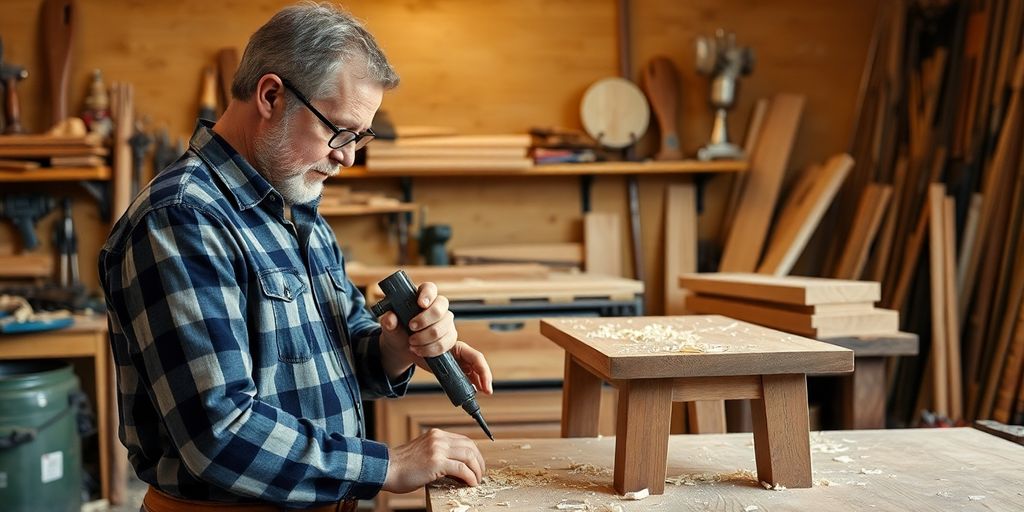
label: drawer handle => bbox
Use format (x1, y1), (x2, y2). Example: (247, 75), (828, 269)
(488, 321), (526, 332)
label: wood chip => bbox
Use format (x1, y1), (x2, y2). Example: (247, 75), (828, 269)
(622, 488), (649, 500)
(833, 455), (854, 463)
(555, 499), (589, 510)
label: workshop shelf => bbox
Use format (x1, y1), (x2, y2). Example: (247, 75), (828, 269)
(0, 166), (111, 182)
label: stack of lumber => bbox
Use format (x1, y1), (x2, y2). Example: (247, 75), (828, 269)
(680, 273), (898, 339)
(320, 185), (403, 207)
(810, 0), (1024, 425)
(0, 134), (106, 170)
(366, 134), (532, 172)
(452, 243), (583, 270)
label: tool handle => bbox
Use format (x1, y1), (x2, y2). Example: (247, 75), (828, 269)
(2, 77), (23, 134)
(425, 352), (476, 407)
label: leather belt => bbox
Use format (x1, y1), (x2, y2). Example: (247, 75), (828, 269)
(142, 486), (358, 512)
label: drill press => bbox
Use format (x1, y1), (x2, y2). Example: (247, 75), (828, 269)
(695, 29), (754, 161)
(370, 270), (493, 440)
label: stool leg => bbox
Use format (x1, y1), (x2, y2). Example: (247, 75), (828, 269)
(751, 374), (812, 488)
(686, 400), (727, 433)
(614, 379), (673, 495)
(562, 354), (603, 437)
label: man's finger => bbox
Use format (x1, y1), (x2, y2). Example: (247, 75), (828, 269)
(410, 295), (450, 331)
(416, 282), (438, 308)
(444, 459), (479, 487)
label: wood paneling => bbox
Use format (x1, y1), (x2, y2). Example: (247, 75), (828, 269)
(0, 0), (880, 314)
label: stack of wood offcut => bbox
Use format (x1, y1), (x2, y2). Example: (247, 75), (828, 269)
(681, 272), (899, 339)
(367, 134), (532, 172)
(0, 134), (106, 170)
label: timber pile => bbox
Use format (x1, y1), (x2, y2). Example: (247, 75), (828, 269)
(366, 134), (532, 172)
(680, 273), (898, 339)
(812, 0), (1024, 425)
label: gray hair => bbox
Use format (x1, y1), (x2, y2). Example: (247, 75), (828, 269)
(231, 1), (399, 106)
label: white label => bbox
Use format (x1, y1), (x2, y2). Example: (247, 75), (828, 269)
(41, 451), (63, 483)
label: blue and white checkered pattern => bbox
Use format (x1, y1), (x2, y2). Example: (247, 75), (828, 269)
(99, 121), (412, 506)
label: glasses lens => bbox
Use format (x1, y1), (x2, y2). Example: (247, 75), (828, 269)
(329, 131), (357, 149)
(352, 134), (375, 150)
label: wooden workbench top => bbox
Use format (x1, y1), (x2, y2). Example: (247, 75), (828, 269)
(541, 316), (853, 379)
(428, 428), (1024, 511)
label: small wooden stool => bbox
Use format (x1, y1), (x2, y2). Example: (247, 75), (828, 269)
(541, 315), (854, 495)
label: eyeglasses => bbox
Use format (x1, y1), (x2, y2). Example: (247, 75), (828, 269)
(278, 76), (376, 150)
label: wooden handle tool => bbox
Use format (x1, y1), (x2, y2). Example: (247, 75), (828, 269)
(41, 0), (76, 127)
(642, 56), (683, 160)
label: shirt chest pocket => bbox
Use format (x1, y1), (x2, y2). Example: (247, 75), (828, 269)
(258, 268), (315, 363)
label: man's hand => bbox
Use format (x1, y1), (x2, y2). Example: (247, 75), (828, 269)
(382, 429), (486, 494)
(379, 283), (494, 394)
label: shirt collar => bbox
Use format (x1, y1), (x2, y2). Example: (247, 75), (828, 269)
(188, 119), (280, 212)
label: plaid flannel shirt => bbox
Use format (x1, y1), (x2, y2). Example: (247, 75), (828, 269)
(99, 121), (412, 506)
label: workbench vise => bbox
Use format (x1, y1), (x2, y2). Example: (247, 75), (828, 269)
(1, 194), (56, 251)
(0, 38), (29, 135)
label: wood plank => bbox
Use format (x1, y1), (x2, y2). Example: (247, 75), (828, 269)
(841, 358), (887, 429)
(452, 243), (583, 267)
(540, 316), (853, 380)
(684, 294), (898, 338)
(368, 273), (643, 305)
(680, 272), (880, 305)
(0, 159), (40, 171)
(337, 159), (748, 178)
(428, 429), (1024, 511)
(0, 166), (110, 182)
(720, 94), (805, 272)
(0, 134), (101, 146)
(956, 192), (983, 298)
(584, 212), (623, 277)
(344, 262), (549, 288)
(927, 183), (949, 418)
(943, 195), (963, 420)
(663, 183), (696, 314)
(316, 203), (418, 216)
(992, 288), (1024, 423)
(833, 183), (892, 279)
(718, 98), (769, 247)
(366, 157), (534, 172)
(369, 146), (528, 159)
(757, 153), (854, 276)
(374, 134), (532, 148)
(819, 332), (919, 358)
(672, 376), (763, 402)
(685, 400), (727, 434)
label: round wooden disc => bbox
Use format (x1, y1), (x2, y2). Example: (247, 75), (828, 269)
(580, 77), (651, 149)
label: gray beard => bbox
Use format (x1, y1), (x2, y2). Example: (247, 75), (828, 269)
(252, 122), (325, 206)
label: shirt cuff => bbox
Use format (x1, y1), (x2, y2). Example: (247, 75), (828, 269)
(366, 328), (415, 398)
(347, 438), (390, 500)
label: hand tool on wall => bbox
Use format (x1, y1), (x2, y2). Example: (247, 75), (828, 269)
(41, 0), (76, 127)
(198, 66), (218, 121)
(370, 270), (494, 440)
(81, 69), (113, 138)
(152, 129), (183, 174)
(642, 57), (683, 160)
(0, 194), (56, 251)
(216, 48), (239, 109)
(695, 29), (754, 161)
(128, 123), (151, 196)
(54, 197), (79, 287)
(419, 224), (452, 266)
(0, 38), (29, 135)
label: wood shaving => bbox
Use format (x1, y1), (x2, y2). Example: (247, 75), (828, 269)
(446, 499), (470, 512)
(815, 478), (837, 487)
(583, 321), (728, 354)
(744, 506), (759, 511)
(599, 504), (624, 512)
(666, 469), (757, 486)
(568, 462), (612, 477)
(518, 443), (532, 450)
(556, 499), (589, 510)
(832, 456), (854, 463)
(968, 495), (986, 501)
(860, 468), (882, 475)
(622, 488), (649, 500)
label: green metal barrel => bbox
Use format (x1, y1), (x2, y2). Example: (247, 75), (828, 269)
(0, 360), (83, 512)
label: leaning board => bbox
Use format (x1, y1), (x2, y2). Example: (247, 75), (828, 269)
(427, 428), (1024, 511)
(680, 272), (880, 305)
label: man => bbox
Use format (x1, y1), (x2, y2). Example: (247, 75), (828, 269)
(99, 3), (491, 510)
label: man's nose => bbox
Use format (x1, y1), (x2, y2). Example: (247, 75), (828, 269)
(329, 146), (354, 168)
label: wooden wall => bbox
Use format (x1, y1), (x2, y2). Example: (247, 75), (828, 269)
(0, 0), (879, 313)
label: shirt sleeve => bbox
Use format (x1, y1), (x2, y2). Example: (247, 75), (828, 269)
(335, 250), (415, 399)
(115, 204), (388, 505)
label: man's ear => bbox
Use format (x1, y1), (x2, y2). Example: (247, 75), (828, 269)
(255, 74), (284, 120)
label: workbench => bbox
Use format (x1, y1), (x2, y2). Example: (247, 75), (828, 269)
(427, 428), (1024, 511)
(0, 315), (112, 500)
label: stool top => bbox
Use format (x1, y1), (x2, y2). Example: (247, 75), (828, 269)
(541, 315), (853, 379)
